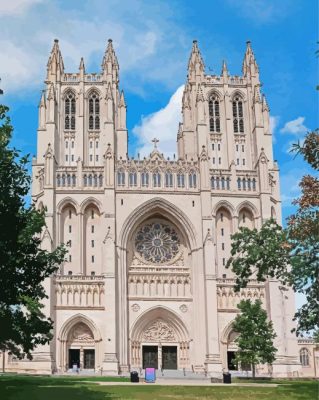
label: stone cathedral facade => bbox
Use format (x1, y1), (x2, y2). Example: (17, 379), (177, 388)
(7, 39), (304, 376)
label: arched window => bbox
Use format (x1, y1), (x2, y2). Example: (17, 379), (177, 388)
(141, 172), (149, 187)
(226, 177), (230, 190)
(88, 91), (100, 130)
(165, 171), (173, 188)
(88, 174), (93, 186)
(209, 94), (220, 132)
(221, 177), (225, 190)
(153, 171), (161, 187)
(300, 348), (310, 366)
(57, 174), (61, 186)
(65, 92), (76, 130)
(189, 172), (197, 188)
(232, 95), (244, 133)
(117, 170), (125, 186)
(177, 172), (185, 188)
(129, 171), (137, 187)
(99, 175), (103, 187)
(72, 174), (76, 186)
(211, 176), (215, 189)
(252, 178), (256, 190)
(237, 177), (241, 190)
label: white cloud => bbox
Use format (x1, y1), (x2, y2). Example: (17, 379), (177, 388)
(225, 0), (294, 24)
(269, 115), (279, 143)
(133, 85), (184, 157)
(280, 116), (309, 136)
(0, 0), (42, 16)
(0, 1), (190, 95)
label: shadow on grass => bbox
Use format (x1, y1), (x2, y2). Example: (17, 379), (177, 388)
(0, 377), (112, 400)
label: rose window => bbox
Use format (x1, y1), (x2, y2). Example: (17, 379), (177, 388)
(135, 223), (180, 264)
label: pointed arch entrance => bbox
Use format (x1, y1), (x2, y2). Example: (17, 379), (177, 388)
(130, 307), (190, 370)
(58, 314), (102, 372)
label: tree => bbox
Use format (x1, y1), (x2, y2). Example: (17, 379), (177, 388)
(226, 130), (319, 336)
(232, 299), (277, 378)
(0, 105), (66, 360)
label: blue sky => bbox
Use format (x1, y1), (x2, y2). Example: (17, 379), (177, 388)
(0, 0), (317, 226)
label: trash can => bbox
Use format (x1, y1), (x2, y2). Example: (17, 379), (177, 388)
(223, 372), (231, 384)
(130, 371), (139, 383)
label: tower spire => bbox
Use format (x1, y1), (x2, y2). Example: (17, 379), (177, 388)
(102, 38), (119, 84)
(188, 40), (205, 82)
(242, 40), (259, 80)
(221, 59), (228, 78)
(46, 39), (64, 82)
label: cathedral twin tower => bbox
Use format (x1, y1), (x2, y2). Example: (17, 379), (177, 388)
(9, 38), (301, 376)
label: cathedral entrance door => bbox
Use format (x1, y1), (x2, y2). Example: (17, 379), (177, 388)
(142, 346), (158, 369)
(84, 349), (95, 369)
(162, 346), (177, 369)
(68, 349), (80, 369)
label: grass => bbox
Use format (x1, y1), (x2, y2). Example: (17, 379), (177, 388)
(0, 374), (317, 400)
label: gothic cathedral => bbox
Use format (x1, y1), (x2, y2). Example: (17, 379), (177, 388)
(11, 39), (302, 376)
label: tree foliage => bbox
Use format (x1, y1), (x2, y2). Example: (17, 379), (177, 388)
(232, 299), (277, 378)
(226, 130), (319, 336)
(0, 105), (66, 359)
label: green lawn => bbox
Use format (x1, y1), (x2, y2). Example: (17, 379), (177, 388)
(0, 375), (317, 400)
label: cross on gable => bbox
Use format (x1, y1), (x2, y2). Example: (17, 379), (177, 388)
(152, 138), (159, 149)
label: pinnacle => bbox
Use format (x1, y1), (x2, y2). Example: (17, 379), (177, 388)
(119, 90), (126, 107)
(188, 39), (204, 71)
(102, 38), (119, 71)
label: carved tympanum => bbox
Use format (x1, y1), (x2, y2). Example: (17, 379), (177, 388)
(143, 320), (176, 342)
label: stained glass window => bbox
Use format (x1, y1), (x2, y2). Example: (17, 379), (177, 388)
(135, 222), (180, 264)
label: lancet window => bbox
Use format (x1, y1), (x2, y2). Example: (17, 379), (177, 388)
(65, 92), (76, 130)
(153, 171), (161, 188)
(300, 348), (310, 366)
(141, 172), (149, 187)
(209, 94), (220, 132)
(232, 95), (244, 133)
(165, 171), (173, 188)
(177, 172), (185, 188)
(88, 91), (100, 130)
(189, 171), (197, 188)
(129, 171), (137, 187)
(117, 169), (125, 186)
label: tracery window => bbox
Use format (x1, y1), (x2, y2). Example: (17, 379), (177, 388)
(135, 222), (180, 264)
(88, 91), (100, 130)
(65, 92), (76, 130)
(153, 171), (161, 188)
(209, 94), (220, 132)
(117, 169), (125, 186)
(165, 172), (173, 188)
(300, 348), (310, 367)
(141, 172), (149, 187)
(232, 95), (244, 133)
(189, 172), (197, 188)
(177, 172), (185, 188)
(129, 171), (137, 187)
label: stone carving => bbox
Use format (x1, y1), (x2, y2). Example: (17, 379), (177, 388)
(135, 222), (180, 264)
(131, 303), (140, 312)
(143, 320), (176, 342)
(70, 323), (94, 342)
(180, 304), (188, 313)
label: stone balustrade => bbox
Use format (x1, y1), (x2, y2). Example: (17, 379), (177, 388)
(54, 275), (105, 309)
(216, 278), (265, 311)
(128, 271), (191, 299)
